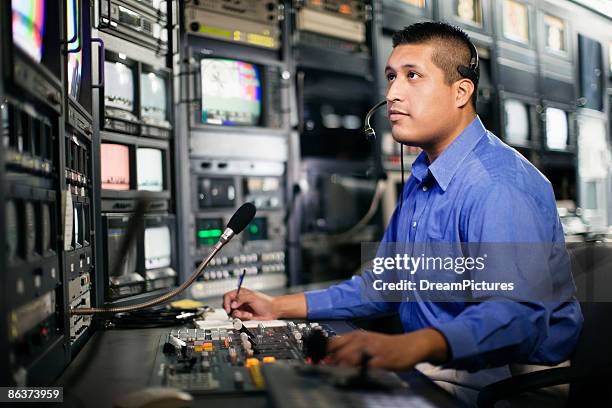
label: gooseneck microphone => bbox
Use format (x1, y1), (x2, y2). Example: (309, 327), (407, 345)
(363, 100), (387, 141)
(72, 203), (257, 315)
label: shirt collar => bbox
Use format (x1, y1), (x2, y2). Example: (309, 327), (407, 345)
(411, 115), (486, 191)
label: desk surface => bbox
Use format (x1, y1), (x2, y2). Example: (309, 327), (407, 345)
(56, 321), (464, 408)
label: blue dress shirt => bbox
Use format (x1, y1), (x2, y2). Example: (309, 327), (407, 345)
(304, 116), (583, 371)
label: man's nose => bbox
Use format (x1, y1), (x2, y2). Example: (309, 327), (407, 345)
(385, 79), (404, 103)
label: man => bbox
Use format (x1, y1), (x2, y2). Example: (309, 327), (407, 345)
(223, 22), (583, 405)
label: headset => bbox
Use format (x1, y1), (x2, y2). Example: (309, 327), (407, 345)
(363, 39), (479, 213)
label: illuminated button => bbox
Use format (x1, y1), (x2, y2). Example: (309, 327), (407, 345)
(203, 342), (214, 352)
(422, 186), (428, 191)
(263, 356), (276, 364)
(412, 222), (417, 228)
(194, 345), (203, 352)
(245, 358), (260, 368)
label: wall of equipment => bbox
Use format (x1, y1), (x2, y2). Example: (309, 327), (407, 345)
(0, 0), (611, 387)
(0, 0), (180, 386)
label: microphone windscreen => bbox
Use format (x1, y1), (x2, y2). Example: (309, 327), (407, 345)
(227, 202), (257, 234)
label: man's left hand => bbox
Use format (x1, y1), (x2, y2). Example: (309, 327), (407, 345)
(326, 328), (449, 371)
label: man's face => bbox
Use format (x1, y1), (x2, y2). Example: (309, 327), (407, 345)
(385, 43), (459, 147)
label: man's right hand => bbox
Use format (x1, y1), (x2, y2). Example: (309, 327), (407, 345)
(222, 288), (279, 320)
(222, 289), (308, 321)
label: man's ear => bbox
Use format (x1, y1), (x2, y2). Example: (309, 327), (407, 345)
(455, 78), (475, 108)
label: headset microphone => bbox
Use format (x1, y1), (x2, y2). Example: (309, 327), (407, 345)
(363, 100), (387, 141)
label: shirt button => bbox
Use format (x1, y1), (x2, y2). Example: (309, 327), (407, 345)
(422, 186), (428, 192)
(412, 221), (417, 228)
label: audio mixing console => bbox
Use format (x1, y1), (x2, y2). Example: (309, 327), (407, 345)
(149, 319), (335, 393)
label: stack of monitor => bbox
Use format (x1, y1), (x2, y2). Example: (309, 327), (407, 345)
(1, 0), (68, 386)
(94, 0), (177, 303)
(183, 0), (290, 298)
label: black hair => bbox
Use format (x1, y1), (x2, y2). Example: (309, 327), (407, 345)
(392, 21), (479, 107)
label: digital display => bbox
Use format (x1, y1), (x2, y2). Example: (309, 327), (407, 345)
(504, 99), (529, 145)
(104, 61), (135, 111)
(66, 0), (82, 98)
(502, 0), (529, 44)
(144, 226), (172, 270)
(12, 0), (45, 63)
(101, 143), (130, 190)
(140, 72), (167, 121)
(136, 148), (164, 192)
(201, 58), (262, 126)
(196, 218), (224, 247)
(546, 108), (569, 150)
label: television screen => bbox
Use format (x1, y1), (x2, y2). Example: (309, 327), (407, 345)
(200, 58), (261, 126)
(104, 61), (135, 111)
(101, 143), (130, 190)
(136, 148), (163, 192)
(107, 220), (137, 278)
(66, 0), (82, 99)
(504, 99), (530, 145)
(140, 72), (167, 121)
(503, 0), (529, 44)
(545, 108), (568, 150)
(144, 226), (172, 270)
(12, 0), (45, 63)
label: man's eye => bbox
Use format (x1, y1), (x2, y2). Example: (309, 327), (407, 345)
(386, 73), (396, 81)
(407, 71), (418, 79)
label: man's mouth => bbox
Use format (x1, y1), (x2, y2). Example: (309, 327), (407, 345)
(388, 109), (409, 121)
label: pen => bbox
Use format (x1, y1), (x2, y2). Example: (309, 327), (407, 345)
(230, 269), (246, 316)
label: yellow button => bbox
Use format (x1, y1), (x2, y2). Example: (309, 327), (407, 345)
(262, 356), (276, 364)
(194, 345), (203, 352)
(245, 358), (260, 368)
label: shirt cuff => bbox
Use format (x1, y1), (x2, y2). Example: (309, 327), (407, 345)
(432, 318), (479, 362)
(304, 289), (335, 320)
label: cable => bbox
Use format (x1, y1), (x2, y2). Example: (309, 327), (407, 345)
(71, 236), (226, 315)
(301, 178), (386, 245)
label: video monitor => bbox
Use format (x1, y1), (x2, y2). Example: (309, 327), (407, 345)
(136, 148), (164, 192)
(104, 60), (135, 112)
(140, 72), (167, 122)
(12, 0), (46, 63)
(66, 0), (82, 99)
(200, 58), (262, 126)
(502, 0), (529, 44)
(144, 226), (172, 270)
(545, 108), (569, 150)
(106, 218), (138, 279)
(101, 143), (130, 190)
(504, 99), (530, 146)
